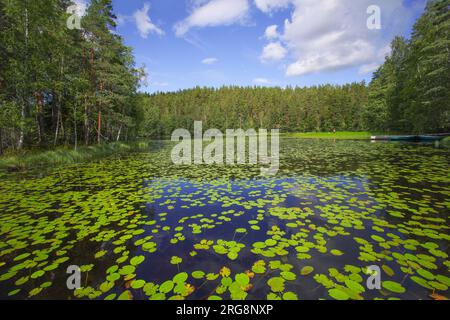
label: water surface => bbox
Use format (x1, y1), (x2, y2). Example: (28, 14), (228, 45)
(0, 139), (449, 300)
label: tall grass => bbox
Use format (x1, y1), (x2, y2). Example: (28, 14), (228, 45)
(0, 141), (153, 171)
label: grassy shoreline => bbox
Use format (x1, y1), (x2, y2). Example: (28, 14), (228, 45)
(283, 131), (373, 140)
(0, 141), (153, 171)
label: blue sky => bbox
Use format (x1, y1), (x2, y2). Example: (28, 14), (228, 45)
(78, 0), (427, 93)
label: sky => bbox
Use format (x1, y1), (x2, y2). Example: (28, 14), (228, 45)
(76, 0), (427, 93)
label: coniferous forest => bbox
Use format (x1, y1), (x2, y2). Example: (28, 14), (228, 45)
(0, 0), (449, 153)
(0, 0), (143, 153)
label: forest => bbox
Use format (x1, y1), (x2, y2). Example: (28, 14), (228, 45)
(0, 0), (449, 152)
(0, 0), (144, 154)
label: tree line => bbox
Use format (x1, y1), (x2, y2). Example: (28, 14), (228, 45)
(1, 0), (448, 153)
(0, 0), (143, 154)
(138, 0), (449, 138)
(137, 83), (369, 138)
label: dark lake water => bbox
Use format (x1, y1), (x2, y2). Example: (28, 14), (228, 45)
(0, 139), (449, 300)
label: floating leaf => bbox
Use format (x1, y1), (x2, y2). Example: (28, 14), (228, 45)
(130, 256), (145, 266)
(160, 280), (174, 294)
(170, 256), (182, 265)
(283, 292), (298, 300)
(328, 288), (350, 300)
(235, 273), (250, 287)
(382, 265), (394, 277)
(131, 280), (146, 289)
(382, 281), (406, 294)
(118, 290), (133, 300)
(192, 271), (205, 280)
(330, 249), (344, 256)
(281, 271), (297, 281)
(267, 277), (285, 293)
(119, 265), (136, 276)
(300, 266), (314, 276)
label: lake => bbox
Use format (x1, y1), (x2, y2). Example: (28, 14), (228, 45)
(0, 139), (449, 300)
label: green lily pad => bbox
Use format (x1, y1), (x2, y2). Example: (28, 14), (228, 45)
(131, 280), (146, 289)
(328, 288), (350, 300)
(235, 273), (250, 286)
(119, 265), (136, 276)
(283, 292), (298, 300)
(160, 280), (175, 294)
(300, 266), (314, 276)
(382, 281), (406, 294)
(130, 256), (145, 266)
(173, 272), (188, 284)
(170, 256), (182, 265)
(192, 271), (205, 280)
(281, 271), (297, 281)
(267, 277), (285, 293)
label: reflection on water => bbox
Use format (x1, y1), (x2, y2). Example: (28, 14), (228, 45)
(0, 139), (449, 300)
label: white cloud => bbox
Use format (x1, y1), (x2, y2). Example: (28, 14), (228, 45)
(174, 0), (250, 36)
(202, 57), (219, 65)
(260, 42), (287, 62)
(134, 3), (164, 39)
(283, 0), (375, 76)
(254, 0), (290, 13)
(253, 77), (271, 84)
(264, 25), (279, 40)
(257, 0), (423, 77)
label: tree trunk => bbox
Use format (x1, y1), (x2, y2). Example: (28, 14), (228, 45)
(59, 111), (65, 141)
(17, 102), (25, 149)
(97, 110), (102, 144)
(0, 128), (3, 155)
(18, 8), (29, 150)
(54, 108), (61, 146)
(84, 99), (89, 145)
(54, 57), (65, 146)
(73, 105), (78, 151)
(116, 125), (122, 142)
(35, 91), (45, 145)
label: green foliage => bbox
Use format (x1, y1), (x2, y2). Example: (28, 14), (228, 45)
(0, 0), (141, 152)
(365, 1), (450, 133)
(0, 141), (152, 170)
(137, 83), (369, 138)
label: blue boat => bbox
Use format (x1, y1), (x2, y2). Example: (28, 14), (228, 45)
(371, 135), (447, 142)
(389, 136), (417, 141)
(417, 135), (445, 142)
